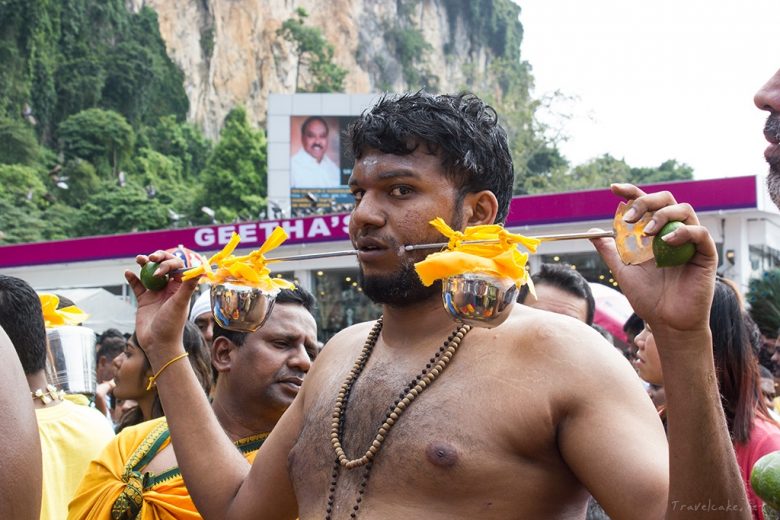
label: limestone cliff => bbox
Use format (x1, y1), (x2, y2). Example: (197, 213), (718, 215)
(129, 0), (507, 139)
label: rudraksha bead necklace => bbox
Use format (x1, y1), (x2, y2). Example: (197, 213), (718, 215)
(326, 316), (472, 519)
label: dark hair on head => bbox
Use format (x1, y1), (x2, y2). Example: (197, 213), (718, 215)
(214, 284), (316, 347)
(623, 313), (644, 336)
(116, 321), (212, 433)
(517, 263), (595, 325)
(98, 328), (125, 344)
(348, 91), (515, 224)
(710, 279), (772, 443)
(302, 116), (329, 135)
(0, 275), (47, 374)
(96, 335), (125, 363)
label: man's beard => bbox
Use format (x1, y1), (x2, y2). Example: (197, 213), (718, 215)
(765, 115), (780, 210)
(357, 197), (463, 306)
(359, 257), (442, 306)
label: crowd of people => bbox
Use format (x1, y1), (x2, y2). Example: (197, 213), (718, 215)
(2, 66), (780, 519)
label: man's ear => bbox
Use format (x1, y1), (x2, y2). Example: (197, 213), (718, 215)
(462, 190), (499, 226)
(211, 337), (235, 374)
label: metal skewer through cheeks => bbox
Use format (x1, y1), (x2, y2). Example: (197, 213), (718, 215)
(204, 205), (651, 331)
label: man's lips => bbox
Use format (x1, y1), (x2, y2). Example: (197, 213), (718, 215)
(279, 376), (303, 387)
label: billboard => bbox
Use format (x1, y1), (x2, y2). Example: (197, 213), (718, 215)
(289, 115), (357, 217)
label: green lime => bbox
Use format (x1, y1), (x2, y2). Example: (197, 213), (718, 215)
(752, 451), (780, 510)
(652, 221), (696, 267)
(140, 261), (168, 291)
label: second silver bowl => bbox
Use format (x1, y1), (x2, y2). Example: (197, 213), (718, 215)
(442, 273), (518, 328)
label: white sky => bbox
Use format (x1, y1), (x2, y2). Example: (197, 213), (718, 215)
(519, 0), (780, 180)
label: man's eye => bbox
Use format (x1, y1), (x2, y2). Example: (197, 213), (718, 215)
(390, 186), (412, 196)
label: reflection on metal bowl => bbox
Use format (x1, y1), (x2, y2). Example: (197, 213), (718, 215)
(210, 282), (276, 332)
(442, 274), (517, 328)
(45, 325), (97, 395)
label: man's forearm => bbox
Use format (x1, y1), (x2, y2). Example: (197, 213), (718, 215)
(656, 328), (751, 519)
(151, 346), (250, 519)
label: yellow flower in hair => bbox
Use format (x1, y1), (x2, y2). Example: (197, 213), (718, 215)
(39, 294), (90, 328)
(414, 218), (540, 291)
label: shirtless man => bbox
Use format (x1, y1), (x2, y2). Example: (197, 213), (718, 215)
(127, 93), (748, 519)
(0, 325), (42, 519)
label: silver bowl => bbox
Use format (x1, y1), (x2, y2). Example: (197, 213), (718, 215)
(45, 325), (97, 395)
(442, 274), (518, 328)
(210, 282), (276, 332)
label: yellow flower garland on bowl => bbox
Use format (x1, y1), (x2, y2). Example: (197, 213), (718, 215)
(181, 227), (294, 294)
(414, 218), (540, 292)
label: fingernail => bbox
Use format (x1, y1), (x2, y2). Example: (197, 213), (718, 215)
(623, 208), (638, 221)
(643, 220), (656, 234)
(154, 268), (162, 277)
(661, 231), (676, 242)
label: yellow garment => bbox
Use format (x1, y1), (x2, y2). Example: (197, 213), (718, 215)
(68, 417), (268, 520)
(36, 399), (115, 519)
(414, 218), (540, 289)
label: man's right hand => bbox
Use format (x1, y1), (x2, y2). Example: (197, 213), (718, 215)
(124, 251), (198, 368)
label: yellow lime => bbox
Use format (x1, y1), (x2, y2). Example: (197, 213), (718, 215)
(652, 221), (696, 267)
(752, 450), (780, 511)
(140, 261), (168, 291)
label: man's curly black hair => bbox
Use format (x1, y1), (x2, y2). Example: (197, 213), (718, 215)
(347, 92), (515, 224)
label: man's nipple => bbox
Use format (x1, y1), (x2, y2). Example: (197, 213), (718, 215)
(425, 442), (459, 468)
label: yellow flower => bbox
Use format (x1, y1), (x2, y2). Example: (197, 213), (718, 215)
(39, 294), (90, 328)
(414, 218), (540, 290)
(182, 228), (295, 293)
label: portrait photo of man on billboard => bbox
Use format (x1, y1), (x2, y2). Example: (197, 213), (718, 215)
(290, 116), (341, 188)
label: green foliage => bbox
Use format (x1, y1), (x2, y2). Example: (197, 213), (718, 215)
(56, 159), (101, 206)
(198, 107), (267, 223)
(76, 180), (169, 236)
(747, 269), (780, 338)
(441, 0), (523, 61)
(524, 154), (695, 194)
(0, 118), (45, 166)
(59, 108), (135, 175)
(278, 8), (347, 92)
(0, 198), (48, 244)
(144, 116), (212, 178)
(200, 26), (215, 59)
(384, 26), (437, 89)
(0, 164), (47, 204)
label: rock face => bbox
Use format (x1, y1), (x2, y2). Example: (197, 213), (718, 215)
(131, 0), (497, 139)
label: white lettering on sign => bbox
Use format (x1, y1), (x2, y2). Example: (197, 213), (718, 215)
(341, 214), (351, 233)
(283, 220), (304, 239)
(257, 222), (279, 239)
(194, 228), (215, 247)
(237, 224), (257, 243)
(308, 217), (331, 238)
(218, 226), (236, 245)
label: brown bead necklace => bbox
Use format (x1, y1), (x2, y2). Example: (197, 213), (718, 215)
(326, 316), (472, 519)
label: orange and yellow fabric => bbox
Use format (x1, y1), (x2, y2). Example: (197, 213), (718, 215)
(68, 417), (267, 519)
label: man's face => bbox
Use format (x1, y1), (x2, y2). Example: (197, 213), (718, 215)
(755, 68), (780, 209)
(348, 148), (464, 306)
(228, 303), (318, 414)
(302, 119), (329, 163)
(194, 312), (214, 347)
(525, 283), (589, 323)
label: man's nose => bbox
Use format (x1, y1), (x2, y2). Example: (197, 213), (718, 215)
(754, 69), (780, 112)
(350, 192), (386, 231)
(288, 344), (312, 373)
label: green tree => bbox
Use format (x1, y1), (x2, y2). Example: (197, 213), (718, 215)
(0, 164), (47, 204)
(56, 159), (101, 207)
(278, 8), (347, 92)
(198, 107), (267, 223)
(0, 118), (45, 166)
(76, 181), (168, 236)
(143, 116), (212, 178)
(629, 159), (693, 185)
(58, 108), (135, 176)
